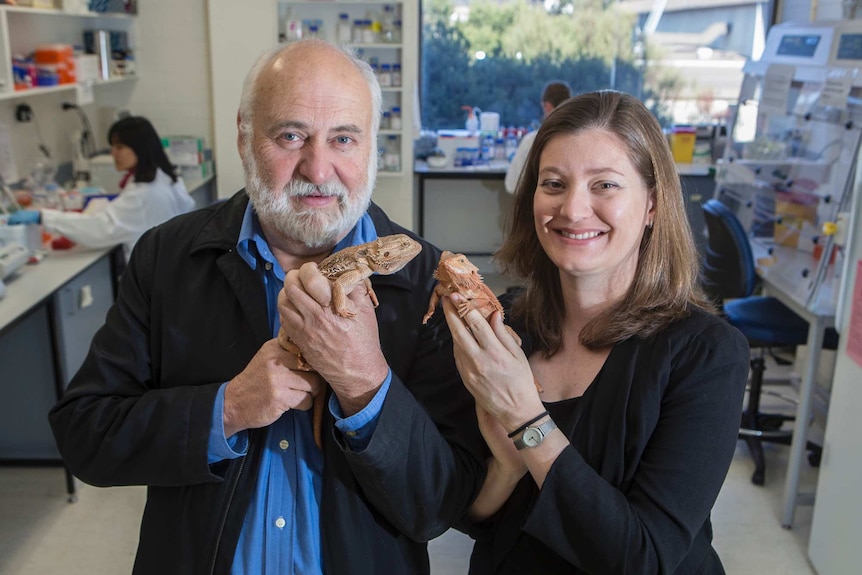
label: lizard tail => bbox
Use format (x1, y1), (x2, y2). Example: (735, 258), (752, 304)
(313, 395), (324, 450)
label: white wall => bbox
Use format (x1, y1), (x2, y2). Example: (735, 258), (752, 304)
(128, 0), (212, 147)
(207, 0), (277, 200)
(0, 92), (94, 186)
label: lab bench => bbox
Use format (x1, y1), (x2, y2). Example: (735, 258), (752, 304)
(414, 160), (512, 274)
(186, 174), (216, 209)
(0, 245), (121, 501)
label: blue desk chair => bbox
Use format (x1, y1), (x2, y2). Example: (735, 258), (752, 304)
(701, 199), (832, 486)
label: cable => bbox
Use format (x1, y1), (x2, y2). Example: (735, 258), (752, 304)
(62, 102), (97, 158)
(30, 109), (51, 159)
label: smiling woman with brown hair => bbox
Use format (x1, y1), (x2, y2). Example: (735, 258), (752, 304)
(443, 90), (749, 574)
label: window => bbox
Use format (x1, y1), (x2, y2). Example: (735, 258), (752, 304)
(420, 0), (772, 131)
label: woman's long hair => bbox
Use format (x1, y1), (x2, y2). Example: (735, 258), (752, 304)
(496, 90), (713, 354)
(107, 116), (177, 184)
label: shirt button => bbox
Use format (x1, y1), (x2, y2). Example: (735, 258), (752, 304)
(275, 516), (286, 529)
(279, 439), (289, 450)
(265, 262), (273, 271)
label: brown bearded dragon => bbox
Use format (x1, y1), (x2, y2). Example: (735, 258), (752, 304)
(423, 251), (543, 392)
(277, 234), (422, 448)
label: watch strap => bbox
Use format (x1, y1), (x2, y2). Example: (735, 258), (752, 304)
(513, 418), (557, 450)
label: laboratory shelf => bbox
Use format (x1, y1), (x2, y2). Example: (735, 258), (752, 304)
(0, 6), (136, 19)
(0, 76), (136, 102)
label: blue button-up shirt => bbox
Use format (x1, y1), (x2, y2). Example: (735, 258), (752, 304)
(206, 205), (392, 573)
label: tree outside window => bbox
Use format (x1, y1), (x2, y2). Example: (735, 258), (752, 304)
(420, 0), (765, 132)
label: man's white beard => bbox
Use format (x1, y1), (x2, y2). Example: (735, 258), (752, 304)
(244, 145), (376, 249)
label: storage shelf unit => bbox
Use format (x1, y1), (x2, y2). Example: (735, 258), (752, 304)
(0, 5), (137, 99)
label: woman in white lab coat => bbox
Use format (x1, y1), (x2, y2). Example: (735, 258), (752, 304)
(10, 116), (196, 261)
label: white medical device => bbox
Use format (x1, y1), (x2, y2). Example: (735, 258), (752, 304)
(0, 241), (28, 281)
(0, 241), (28, 298)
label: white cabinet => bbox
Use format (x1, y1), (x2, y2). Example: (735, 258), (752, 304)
(278, 0), (418, 228)
(0, 5), (137, 102)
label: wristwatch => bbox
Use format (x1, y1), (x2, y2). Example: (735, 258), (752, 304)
(513, 418), (557, 450)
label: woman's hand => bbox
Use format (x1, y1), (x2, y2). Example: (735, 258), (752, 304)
(476, 403), (526, 478)
(468, 402), (528, 522)
(441, 294), (544, 434)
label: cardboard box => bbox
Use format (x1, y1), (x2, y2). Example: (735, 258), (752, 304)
(162, 136), (205, 166)
(180, 161), (214, 182)
(74, 54), (100, 83)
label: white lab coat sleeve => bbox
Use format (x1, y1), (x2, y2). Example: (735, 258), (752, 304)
(41, 186), (147, 250)
(504, 131), (536, 194)
(41, 170), (195, 259)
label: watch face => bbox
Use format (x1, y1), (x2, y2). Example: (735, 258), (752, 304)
(522, 427), (543, 447)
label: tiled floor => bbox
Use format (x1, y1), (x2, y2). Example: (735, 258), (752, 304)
(0, 383), (820, 575)
(0, 437), (818, 574)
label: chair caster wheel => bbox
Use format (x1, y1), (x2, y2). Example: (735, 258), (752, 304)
(67, 494), (78, 504)
(751, 471), (765, 486)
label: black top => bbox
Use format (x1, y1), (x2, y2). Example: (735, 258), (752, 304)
(466, 295), (749, 575)
(48, 192), (486, 575)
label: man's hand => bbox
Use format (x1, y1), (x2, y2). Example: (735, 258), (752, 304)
(223, 339), (323, 438)
(279, 262), (389, 416)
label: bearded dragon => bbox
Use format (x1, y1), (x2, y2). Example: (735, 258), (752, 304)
(423, 252), (542, 393)
(277, 233), (422, 448)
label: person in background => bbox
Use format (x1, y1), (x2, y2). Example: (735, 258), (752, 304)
(443, 90), (748, 574)
(504, 81), (572, 194)
(49, 39), (485, 574)
(8, 116), (195, 261)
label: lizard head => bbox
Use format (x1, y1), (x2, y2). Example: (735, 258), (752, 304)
(368, 234), (423, 273)
(434, 251), (483, 284)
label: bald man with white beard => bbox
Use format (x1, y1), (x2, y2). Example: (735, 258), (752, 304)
(50, 39), (486, 575)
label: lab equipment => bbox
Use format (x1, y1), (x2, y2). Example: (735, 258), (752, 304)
(480, 111), (500, 135)
(0, 242), (28, 282)
(463, 106), (479, 134)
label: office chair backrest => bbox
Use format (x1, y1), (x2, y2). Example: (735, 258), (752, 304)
(702, 199), (758, 303)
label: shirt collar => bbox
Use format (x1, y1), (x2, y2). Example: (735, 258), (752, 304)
(236, 203), (378, 277)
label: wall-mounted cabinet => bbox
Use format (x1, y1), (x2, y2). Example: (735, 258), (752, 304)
(0, 5), (137, 102)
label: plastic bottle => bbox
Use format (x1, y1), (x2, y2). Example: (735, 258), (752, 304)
(381, 4), (396, 43)
(505, 128), (518, 162)
(463, 106), (478, 134)
(384, 135), (400, 172)
(482, 133), (495, 163)
(284, 8), (302, 42)
(364, 9), (380, 43)
(454, 147), (467, 168)
(377, 143), (385, 171)
(352, 19), (364, 44)
(337, 13), (352, 44)
(379, 63), (392, 87)
(390, 106), (402, 130)
(391, 63), (402, 87)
